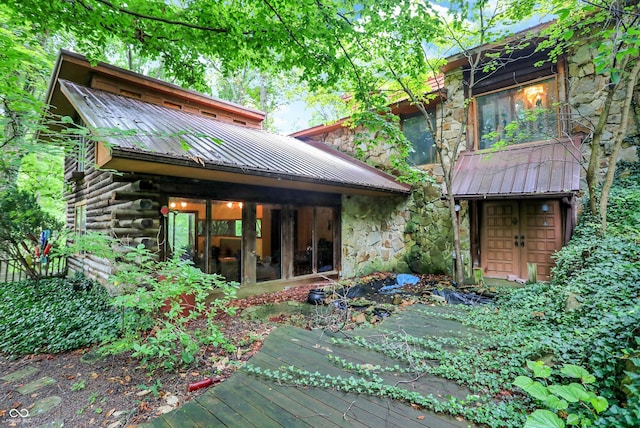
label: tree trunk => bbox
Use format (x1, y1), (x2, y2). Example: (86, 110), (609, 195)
(598, 60), (640, 232)
(585, 85), (616, 221)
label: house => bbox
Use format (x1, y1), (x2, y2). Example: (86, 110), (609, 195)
(294, 27), (639, 282)
(44, 50), (411, 291)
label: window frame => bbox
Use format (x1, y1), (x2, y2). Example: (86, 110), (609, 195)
(472, 75), (561, 150)
(74, 201), (87, 255)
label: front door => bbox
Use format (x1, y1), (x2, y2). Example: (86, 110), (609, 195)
(481, 200), (562, 280)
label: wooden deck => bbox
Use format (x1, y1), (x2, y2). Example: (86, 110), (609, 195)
(144, 305), (482, 428)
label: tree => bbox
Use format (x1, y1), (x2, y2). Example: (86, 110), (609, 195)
(541, 0), (640, 232)
(0, 4), (54, 188)
(4, 0), (636, 280)
(0, 186), (63, 279)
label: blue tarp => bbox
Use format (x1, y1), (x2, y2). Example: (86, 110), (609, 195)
(379, 274), (420, 294)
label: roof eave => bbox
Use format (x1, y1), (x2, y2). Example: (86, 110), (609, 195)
(105, 146), (411, 196)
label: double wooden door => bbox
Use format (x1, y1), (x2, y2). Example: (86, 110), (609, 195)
(481, 200), (562, 280)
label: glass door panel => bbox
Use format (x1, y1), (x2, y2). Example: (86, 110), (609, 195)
(316, 207), (334, 272)
(294, 207), (313, 276)
(256, 204), (282, 282)
(210, 200), (243, 282)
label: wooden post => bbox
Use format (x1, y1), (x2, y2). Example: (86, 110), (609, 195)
(473, 267), (484, 285)
(527, 263), (537, 284)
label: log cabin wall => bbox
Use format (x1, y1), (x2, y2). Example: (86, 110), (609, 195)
(64, 141), (163, 289)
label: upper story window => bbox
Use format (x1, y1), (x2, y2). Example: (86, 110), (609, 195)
(402, 112), (436, 165)
(476, 77), (559, 150)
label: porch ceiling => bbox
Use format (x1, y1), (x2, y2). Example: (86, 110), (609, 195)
(58, 79), (410, 196)
(450, 139), (582, 199)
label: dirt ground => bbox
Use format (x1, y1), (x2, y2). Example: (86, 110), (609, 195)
(0, 273), (468, 427)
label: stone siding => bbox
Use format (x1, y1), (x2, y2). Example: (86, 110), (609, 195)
(567, 43), (639, 172)
(340, 182), (461, 278)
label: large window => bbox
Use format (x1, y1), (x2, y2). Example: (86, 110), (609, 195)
(476, 77), (558, 149)
(402, 112), (436, 165)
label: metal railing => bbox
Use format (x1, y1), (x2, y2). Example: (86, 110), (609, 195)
(0, 256), (68, 283)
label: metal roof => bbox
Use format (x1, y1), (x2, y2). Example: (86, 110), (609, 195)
(59, 79), (410, 195)
(450, 140), (582, 199)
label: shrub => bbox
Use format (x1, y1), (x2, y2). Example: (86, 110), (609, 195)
(100, 244), (239, 372)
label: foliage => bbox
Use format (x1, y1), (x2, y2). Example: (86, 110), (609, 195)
(540, 0), (640, 225)
(16, 151), (65, 222)
(514, 361), (608, 427)
(243, 161), (640, 426)
(0, 4), (54, 186)
(0, 186), (63, 278)
(0, 275), (123, 354)
(99, 243), (239, 372)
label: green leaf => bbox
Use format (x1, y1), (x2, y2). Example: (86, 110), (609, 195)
(566, 413), (581, 425)
(544, 394), (569, 411)
(528, 360), (552, 379)
(548, 383), (590, 403)
(524, 409), (565, 428)
(562, 30), (574, 41)
(179, 139), (191, 151)
(590, 396), (608, 413)
(514, 376), (550, 401)
(560, 364), (595, 383)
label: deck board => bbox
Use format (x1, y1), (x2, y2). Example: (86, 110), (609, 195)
(142, 304), (481, 428)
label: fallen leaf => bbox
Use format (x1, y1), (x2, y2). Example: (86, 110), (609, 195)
(417, 415), (425, 420)
(155, 405), (174, 415)
(105, 408), (115, 418)
(91, 372), (100, 379)
(166, 394), (179, 406)
(136, 390), (151, 397)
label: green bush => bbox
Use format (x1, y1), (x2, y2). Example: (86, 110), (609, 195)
(100, 244), (239, 372)
(0, 274), (122, 354)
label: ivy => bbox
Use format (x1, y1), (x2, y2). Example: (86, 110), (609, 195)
(0, 274), (123, 354)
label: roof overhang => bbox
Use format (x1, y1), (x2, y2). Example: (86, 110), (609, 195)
(449, 138), (582, 200)
(95, 143), (410, 197)
(291, 76), (445, 139)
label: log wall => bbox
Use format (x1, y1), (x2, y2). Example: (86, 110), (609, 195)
(64, 142), (164, 288)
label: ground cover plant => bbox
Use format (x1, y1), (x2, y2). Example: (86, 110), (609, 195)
(247, 161), (640, 427)
(0, 274), (122, 355)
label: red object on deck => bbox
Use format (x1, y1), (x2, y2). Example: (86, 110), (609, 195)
(187, 377), (222, 392)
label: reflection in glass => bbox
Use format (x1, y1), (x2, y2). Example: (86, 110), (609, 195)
(402, 112), (436, 165)
(477, 78), (557, 149)
(255, 204), (282, 282)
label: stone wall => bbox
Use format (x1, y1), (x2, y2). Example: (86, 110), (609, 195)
(340, 182), (460, 279)
(309, 112), (464, 279)
(567, 43), (639, 172)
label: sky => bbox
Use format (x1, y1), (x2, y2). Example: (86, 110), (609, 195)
(272, 100), (315, 135)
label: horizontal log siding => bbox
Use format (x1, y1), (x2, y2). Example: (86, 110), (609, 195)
(65, 143), (163, 288)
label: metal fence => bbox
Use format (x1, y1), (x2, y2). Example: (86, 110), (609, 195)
(0, 256), (68, 283)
